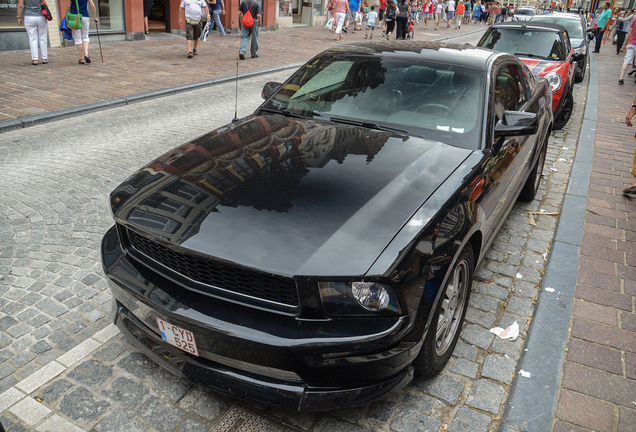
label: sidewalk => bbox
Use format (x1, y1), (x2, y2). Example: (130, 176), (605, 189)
(0, 22), (484, 132)
(499, 46), (636, 431)
(551, 48), (636, 432)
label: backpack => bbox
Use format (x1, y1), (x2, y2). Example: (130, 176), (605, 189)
(242, 0), (255, 27)
(386, 6), (395, 19)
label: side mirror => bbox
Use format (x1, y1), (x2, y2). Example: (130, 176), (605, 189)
(495, 111), (539, 137)
(261, 82), (282, 100)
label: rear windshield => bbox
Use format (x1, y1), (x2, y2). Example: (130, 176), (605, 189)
(516, 9), (536, 16)
(531, 17), (583, 38)
(479, 28), (566, 61)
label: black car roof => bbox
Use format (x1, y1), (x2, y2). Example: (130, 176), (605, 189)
(491, 21), (568, 32)
(319, 41), (506, 70)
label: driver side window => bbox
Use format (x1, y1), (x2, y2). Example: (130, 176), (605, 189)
(494, 65), (527, 121)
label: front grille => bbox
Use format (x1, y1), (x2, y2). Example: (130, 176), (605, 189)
(126, 229), (299, 307)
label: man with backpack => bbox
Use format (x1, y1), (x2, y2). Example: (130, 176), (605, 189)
(238, 0), (262, 60)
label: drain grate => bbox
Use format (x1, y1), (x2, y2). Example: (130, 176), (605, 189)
(211, 404), (301, 432)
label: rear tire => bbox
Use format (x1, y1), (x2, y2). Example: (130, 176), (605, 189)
(518, 132), (548, 202)
(414, 243), (474, 377)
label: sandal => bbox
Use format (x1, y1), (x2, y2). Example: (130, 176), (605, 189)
(31, 60), (38, 65)
(623, 185), (636, 196)
(42, 60), (48, 64)
(78, 58), (85, 64)
(84, 55), (91, 64)
(187, 52), (193, 58)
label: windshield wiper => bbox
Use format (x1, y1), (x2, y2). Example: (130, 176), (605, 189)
(328, 117), (409, 135)
(259, 107), (322, 119)
(514, 53), (549, 60)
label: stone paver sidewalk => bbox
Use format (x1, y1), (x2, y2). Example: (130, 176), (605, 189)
(552, 49), (636, 432)
(0, 23), (484, 127)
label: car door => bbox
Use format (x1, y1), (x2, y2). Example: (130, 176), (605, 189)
(470, 61), (537, 242)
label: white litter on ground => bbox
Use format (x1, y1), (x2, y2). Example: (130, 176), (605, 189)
(545, 288), (555, 293)
(519, 370), (532, 378)
(516, 273), (523, 279)
(490, 321), (520, 341)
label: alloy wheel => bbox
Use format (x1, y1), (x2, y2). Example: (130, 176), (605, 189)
(435, 259), (470, 356)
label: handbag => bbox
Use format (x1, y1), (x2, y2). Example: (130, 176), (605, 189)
(325, 17), (334, 32)
(66, 0), (83, 30)
(41, 2), (53, 21)
(241, 0), (254, 27)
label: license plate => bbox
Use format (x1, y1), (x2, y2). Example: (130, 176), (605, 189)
(156, 317), (199, 357)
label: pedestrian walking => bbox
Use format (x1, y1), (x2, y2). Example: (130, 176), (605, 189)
(423, 0), (433, 28)
(623, 93), (636, 196)
(411, 0), (419, 23)
(143, 0), (153, 34)
(463, 0), (471, 24)
(333, 0), (350, 40)
(593, 2), (612, 53)
(444, 0), (455, 28)
(179, 0), (209, 58)
(616, 9), (633, 54)
(455, 0), (464, 28)
(207, 0), (226, 36)
(434, 0), (443, 29)
(16, 0), (51, 65)
(385, 0), (398, 38)
(349, 0), (361, 31)
(618, 15), (636, 84)
(365, 5), (378, 38)
(396, 0), (410, 39)
(488, 2), (498, 25)
(379, 0), (386, 27)
(237, 0), (261, 59)
(64, 0), (98, 64)
(473, 1), (481, 23)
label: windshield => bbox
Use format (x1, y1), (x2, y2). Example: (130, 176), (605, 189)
(516, 9), (536, 16)
(259, 54), (485, 149)
(479, 28), (566, 61)
(530, 17), (583, 38)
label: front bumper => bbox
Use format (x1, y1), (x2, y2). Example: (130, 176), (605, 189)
(102, 225), (418, 411)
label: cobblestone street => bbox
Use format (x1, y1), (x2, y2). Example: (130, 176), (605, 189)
(0, 49), (592, 431)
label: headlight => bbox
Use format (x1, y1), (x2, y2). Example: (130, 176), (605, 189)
(544, 72), (562, 92)
(318, 281), (402, 316)
(574, 45), (587, 55)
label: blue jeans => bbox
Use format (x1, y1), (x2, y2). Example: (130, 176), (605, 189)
(239, 23), (259, 56)
(594, 28), (605, 52)
(212, 9), (225, 35)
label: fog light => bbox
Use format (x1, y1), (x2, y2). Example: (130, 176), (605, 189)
(352, 282), (390, 311)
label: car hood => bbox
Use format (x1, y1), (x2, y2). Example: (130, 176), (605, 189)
(111, 115), (472, 277)
(521, 58), (568, 78)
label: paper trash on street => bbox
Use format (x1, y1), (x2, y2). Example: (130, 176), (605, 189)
(490, 321), (520, 341)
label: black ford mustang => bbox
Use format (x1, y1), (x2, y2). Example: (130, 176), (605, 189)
(102, 42), (553, 411)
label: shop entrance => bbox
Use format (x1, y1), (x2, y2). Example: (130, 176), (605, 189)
(147, 0), (171, 33)
(291, 0), (311, 25)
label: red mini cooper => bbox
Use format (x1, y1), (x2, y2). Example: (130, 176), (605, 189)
(477, 22), (583, 130)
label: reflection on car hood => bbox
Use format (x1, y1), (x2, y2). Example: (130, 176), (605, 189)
(111, 115), (472, 277)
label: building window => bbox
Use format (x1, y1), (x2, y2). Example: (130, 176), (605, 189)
(96, 0), (125, 31)
(0, 0), (20, 29)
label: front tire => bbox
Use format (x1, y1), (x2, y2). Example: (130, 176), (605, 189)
(414, 243), (474, 377)
(553, 87), (574, 130)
